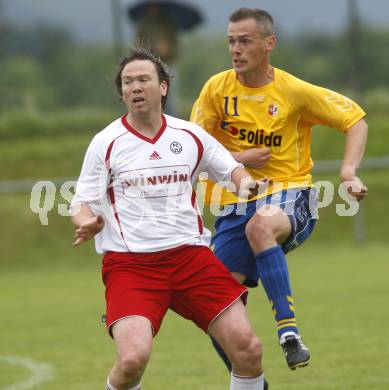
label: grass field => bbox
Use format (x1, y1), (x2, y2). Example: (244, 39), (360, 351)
(1, 187), (389, 389)
(1, 241), (389, 389)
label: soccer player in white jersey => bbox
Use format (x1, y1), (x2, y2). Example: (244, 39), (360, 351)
(70, 48), (269, 390)
(191, 8), (368, 371)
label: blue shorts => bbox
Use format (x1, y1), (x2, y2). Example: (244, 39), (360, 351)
(212, 188), (318, 287)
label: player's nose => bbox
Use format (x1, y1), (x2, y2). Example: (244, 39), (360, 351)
(230, 42), (241, 55)
(131, 80), (143, 92)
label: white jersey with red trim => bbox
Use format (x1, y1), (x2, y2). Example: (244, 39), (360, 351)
(71, 114), (240, 253)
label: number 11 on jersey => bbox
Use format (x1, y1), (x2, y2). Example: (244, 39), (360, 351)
(224, 96), (240, 116)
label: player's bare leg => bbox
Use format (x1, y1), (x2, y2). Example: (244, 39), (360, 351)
(209, 299), (266, 389)
(107, 316), (153, 390)
(245, 204), (310, 370)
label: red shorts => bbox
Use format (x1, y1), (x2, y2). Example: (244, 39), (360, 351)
(102, 245), (248, 336)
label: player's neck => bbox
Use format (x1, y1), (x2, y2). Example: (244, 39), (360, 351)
(126, 111), (163, 138)
(238, 65), (274, 88)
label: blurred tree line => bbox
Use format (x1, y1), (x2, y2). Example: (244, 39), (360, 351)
(0, 20), (388, 137)
(0, 24), (119, 111)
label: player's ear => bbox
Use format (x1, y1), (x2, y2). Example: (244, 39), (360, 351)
(161, 80), (168, 97)
(266, 35), (277, 52)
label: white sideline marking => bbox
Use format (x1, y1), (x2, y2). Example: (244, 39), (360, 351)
(0, 356), (54, 390)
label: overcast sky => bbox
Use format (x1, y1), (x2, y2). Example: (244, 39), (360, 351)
(3, 0), (389, 44)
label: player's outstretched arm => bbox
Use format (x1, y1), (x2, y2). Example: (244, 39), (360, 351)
(232, 148), (271, 169)
(231, 167), (269, 200)
(340, 118), (368, 201)
(71, 203), (105, 246)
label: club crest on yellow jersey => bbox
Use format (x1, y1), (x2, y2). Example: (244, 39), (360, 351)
(268, 104), (279, 116)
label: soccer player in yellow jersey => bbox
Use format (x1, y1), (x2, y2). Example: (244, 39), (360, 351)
(191, 8), (368, 371)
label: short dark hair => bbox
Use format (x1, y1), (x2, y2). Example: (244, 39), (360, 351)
(229, 8), (275, 37)
(115, 47), (172, 110)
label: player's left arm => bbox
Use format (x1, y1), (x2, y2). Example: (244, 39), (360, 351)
(293, 80), (368, 200)
(340, 118), (368, 201)
(70, 132), (109, 245)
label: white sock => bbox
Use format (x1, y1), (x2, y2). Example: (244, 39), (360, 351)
(106, 377), (141, 390)
(279, 331), (299, 344)
(230, 372), (264, 390)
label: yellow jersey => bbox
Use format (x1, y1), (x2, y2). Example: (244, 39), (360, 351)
(190, 67), (366, 205)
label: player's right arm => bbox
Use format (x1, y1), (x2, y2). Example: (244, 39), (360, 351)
(71, 203), (105, 246)
(70, 132), (110, 246)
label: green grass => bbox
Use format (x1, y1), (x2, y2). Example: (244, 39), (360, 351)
(0, 133), (93, 180)
(1, 243), (388, 389)
(0, 108), (120, 141)
(1, 190), (389, 389)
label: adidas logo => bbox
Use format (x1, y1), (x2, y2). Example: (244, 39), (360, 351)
(149, 151), (161, 160)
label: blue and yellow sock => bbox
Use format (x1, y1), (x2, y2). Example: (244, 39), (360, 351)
(255, 245), (299, 339)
